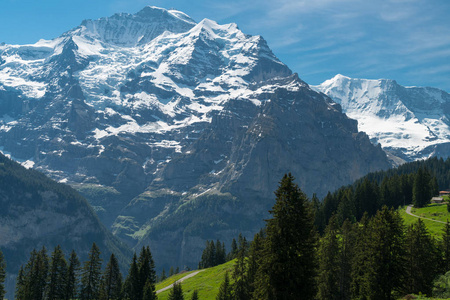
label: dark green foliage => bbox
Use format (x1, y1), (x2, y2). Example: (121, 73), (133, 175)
(231, 235), (250, 300)
(405, 219), (440, 295)
(47, 245), (68, 300)
(17, 247), (49, 300)
(433, 271), (450, 298)
(123, 253), (139, 300)
(66, 250), (80, 300)
(338, 219), (354, 300)
(160, 268), (167, 282)
(317, 215), (340, 300)
(138, 246), (157, 300)
(254, 173), (317, 299)
(80, 243), (103, 300)
(216, 271), (232, 300)
(442, 222), (450, 273)
(0, 250), (5, 299)
(364, 207), (406, 299)
(413, 168), (433, 208)
(228, 239), (238, 261)
(191, 290), (199, 300)
(100, 254), (122, 300)
(143, 279), (157, 300)
(15, 265), (25, 300)
(168, 281), (184, 300)
(169, 267), (175, 277)
(199, 239), (226, 269)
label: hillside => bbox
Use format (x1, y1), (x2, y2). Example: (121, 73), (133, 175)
(155, 260), (234, 300)
(0, 153), (132, 298)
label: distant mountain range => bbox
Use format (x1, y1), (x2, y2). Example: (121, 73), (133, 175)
(0, 6), (392, 269)
(314, 74), (450, 163)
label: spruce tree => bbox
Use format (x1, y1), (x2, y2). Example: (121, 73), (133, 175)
(254, 173), (317, 299)
(168, 281), (184, 300)
(191, 290), (199, 300)
(123, 253), (140, 300)
(365, 207), (406, 299)
(442, 221), (450, 273)
(138, 246), (156, 300)
(47, 245), (68, 300)
(413, 167), (432, 208)
(24, 247), (49, 300)
(169, 267), (175, 277)
(66, 250), (80, 300)
(160, 268), (167, 282)
(350, 213), (371, 299)
(405, 219), (440, 295)
(216, 271), (232, 300)
(16, 265), (25, 300)
(80, 243), (103, 300)
(100, 253), (122, 300)
(317, 215), (340, 300)
(339, 219), (354, 300)
(231, 235), (250, 300)
(246, 230), (264, 298)
(229, 239), (238, 261)
(0, 249), (5, 299)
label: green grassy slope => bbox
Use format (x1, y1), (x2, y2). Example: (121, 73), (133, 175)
(399, 204), (449, 237)
(155, 260), (235, 300)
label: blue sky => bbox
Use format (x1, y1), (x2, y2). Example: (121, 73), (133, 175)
(1, 0), (449, 91)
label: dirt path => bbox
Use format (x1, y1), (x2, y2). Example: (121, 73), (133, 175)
(405, 205), (447, 224)
(156, 270), (204, 294)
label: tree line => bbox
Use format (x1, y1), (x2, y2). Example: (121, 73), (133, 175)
(10, 243), (157, 300)
(213, 173), (450, 299)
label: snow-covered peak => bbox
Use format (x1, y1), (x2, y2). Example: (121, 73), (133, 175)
(75, 6), (196, 47)
(313, 75), (450, 161)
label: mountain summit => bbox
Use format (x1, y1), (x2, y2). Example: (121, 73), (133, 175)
(0, 7), (390, 269)
(314, 74), (450, 162)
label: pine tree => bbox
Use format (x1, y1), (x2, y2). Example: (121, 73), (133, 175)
(160, 268), (167, 282)
(169, 267), (175, 277)
(442, 221), (450, 273)
(191, 290), (199, 300)
(66, 250), (80, 300)
(405, 219), (440, 295)
(47, 245), (68, 300)
(254, 173), (318, 299)
(216, 271), (232, 300)
(413, 167), (432, 208)
(231, 235), (250, 300)
(365, 207), (406, 299)
(317, 215), (340, 300)
(0, 249), (6, 299)
(138, 246), (156, 300)
(24, 247), (49, 300)
(168, 281), (184, 300)
(229, 239), (238, 261)
(16, 265), (25, 300)
(246, 230), (264, 298)
(350, 213), (371, 299)
(80, 243), (103, 300)
(338, 219), (354, 300)
(123, 253), (140, 300)
(100, 253), (122, 300)
(143, 279), (157, 300)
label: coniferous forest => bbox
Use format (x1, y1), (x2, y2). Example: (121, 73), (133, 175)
(2, 157), (450, 299)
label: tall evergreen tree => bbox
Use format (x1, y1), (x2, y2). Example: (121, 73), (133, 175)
(100, 253), (122, 300)
(15, 265), (25, 300)
(47, 245), (68, 300)
(160, 268), (167, 282)
(442, 221), (450, 273)
(405, 219), (440, 295)
(123, 253), (140, 300)
(317, 215), (340, 300)
(0, 250), (5, 299)
(138, 246), (157, 300)
(216, 271), (232, 300)
(365, 207), (406, 299)
(350, 213), (371, 299)
(229, 239), (238, 261)
(23, 247), (49, 300)
(231, 235), (250, 300)
(246, 230), (264, 298)
(338, 219), (354, 300)
(168, 282), (184, 300)
(66, 250), (80, 300)
(191, 290), (199, 300)
(413, 167), (432, 208)
(80, 243), (102, 300)
(254, 173), (318, 299)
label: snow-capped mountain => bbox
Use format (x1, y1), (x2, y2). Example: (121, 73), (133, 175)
(313, 74), (450, 162)
(0, 7), (390, 269)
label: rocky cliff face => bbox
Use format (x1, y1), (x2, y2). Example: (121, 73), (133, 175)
(313, 74), (450, 162)
(0, 7), (391, 270)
